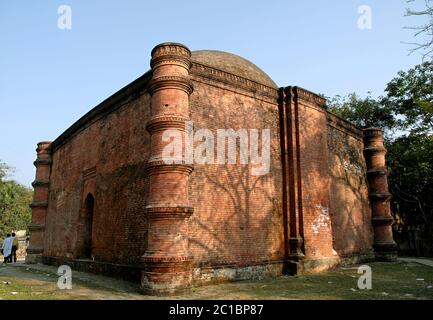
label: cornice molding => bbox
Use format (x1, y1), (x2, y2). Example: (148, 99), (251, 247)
(191, 61), (278, 100)
(151, 43), (191, 59)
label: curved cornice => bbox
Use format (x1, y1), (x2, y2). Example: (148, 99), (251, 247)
(191, 61), (278, 100)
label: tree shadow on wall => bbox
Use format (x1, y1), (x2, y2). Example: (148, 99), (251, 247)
(188, 93), (284, 268)
(327, 128), (374, 257)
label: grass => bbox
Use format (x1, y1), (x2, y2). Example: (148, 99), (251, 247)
(0, 260), (432, 300)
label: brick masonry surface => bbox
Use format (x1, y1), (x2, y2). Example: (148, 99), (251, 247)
(26, 43), (396, 294)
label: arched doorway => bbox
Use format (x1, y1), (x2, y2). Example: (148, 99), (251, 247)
(83, 193), (94, 259)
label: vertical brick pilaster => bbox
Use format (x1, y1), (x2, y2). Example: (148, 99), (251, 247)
(26, 141), (52, 263)
(281, 87), (305, 272)
(363, 128), (397, 261)
(141, 42), (194, 295)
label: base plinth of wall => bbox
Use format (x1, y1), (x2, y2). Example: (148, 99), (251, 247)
(25, 253), (42, 264)
(41, 256), (142, 282)
(25, 248), (44, 264)
(193, 261), (285, 286)
(193, 251), (376, 286)
(140, 256), (193, 296)
(285, 257), (341, 275)
(374, 242), (398, 262)
(36, 250), (376, 295)
(141, 271), (192, 296)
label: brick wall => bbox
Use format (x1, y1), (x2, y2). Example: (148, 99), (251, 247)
(44, 92), (152, 265)
(327, 115), (374, 258)
(41, 71), (373, 276)
(188, 77), (284, 268)
(297, 100), (335, 261)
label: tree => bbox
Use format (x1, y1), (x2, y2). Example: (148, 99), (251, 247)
(327, 62), (433, 255)
(382, 61), (433, 135)
(405, 0), (433, 60)
(387, 134), (433, 255)
(326, 93), (396, 137)
(0, 160), (33, 239)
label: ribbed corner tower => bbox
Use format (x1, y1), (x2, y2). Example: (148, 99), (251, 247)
(363, 128), (397, 261)
(140, 43), (194, 295)
(26, 141), (52, 264)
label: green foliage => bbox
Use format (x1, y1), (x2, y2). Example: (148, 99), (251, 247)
(0, 160), (32, 239)
(327, 61), (433, 255)
(327, 93), (396, 133)
(383, 61), (433, 135)
(387, 135), (433, 235)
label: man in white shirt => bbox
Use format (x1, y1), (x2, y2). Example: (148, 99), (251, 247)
(2, 234), (13, 263)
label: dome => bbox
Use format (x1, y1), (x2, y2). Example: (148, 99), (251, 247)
(191, 50), (278, 88)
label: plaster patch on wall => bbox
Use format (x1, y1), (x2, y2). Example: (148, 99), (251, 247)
(56, 189), (66, 208)
(312, 205), (330, 235)
(342, 160), (363, 176)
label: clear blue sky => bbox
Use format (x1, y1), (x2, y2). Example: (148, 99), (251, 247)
(0, 0), (427, 186)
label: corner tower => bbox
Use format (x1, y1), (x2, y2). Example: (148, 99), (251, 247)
(26, 141), (52, 263)
(363, 128), (397, 261)
(141, 43), (194, 295)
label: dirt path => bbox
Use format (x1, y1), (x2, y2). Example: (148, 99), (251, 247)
(1, 260), (433, 300)
(0, 262), (147, 300)
(399, 258), (433, 268)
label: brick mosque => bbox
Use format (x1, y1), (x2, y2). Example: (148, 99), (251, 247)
(26, 42), (397, 295)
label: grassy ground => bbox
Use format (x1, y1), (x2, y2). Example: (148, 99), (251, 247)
(0, 260), (432, 300)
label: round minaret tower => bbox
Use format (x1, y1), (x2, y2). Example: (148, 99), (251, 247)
(363, 128), (397, 261)
(141, 43), (194, 295)
(26, 141), (52, 263)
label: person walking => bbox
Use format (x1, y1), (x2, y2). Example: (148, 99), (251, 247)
(1, 234), (13, 263)
(11, 232), (19, 263)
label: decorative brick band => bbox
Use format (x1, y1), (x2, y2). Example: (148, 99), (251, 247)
(26, 247), (43, 254)
(363, 128), (384, 138)
(151, 42), (191, 59)
(33, 158), (52, 166)
(373, 242), (399, 253)
(31, 180), (50, 188)
(371, 216), (395, 226)
(142, 254), (192, 264)
(366, 168), (388, 176)
(146, 115), (190, 133)
(145, 160), (194, 175)
(28, 223), (46, 231)
(369, 192), (392, 200)
(36, 141), (52, 152)
(145, 205), (194, 219)
(29, 201), (48, 208)
(142, 256), (192, 272)
(150, 55), (192, 70)
(363, 146), (387, 154)
(148, 76), (194, 95)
